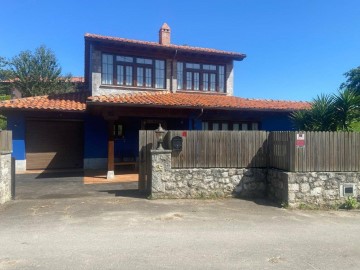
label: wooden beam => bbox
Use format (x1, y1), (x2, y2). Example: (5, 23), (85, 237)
(107, 120), (115, 179)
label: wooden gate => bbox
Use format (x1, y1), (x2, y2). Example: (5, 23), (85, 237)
(138, 130), (159, 193)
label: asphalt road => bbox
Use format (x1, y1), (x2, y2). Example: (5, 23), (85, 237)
(1, 195), (360, 270)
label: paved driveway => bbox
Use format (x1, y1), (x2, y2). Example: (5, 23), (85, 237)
(1, 173), (360, 269)
(15, 172), (139, 200)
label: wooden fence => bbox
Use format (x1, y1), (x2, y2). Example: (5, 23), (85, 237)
(0, 130), (12, 153)
(139, 130), (360, 184)
(269, 131), (360, 172)
(138, 130), (269, 191)
(168, 130), (268, 168)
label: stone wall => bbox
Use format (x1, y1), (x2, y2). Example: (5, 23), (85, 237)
(0, 153), (13, 204)
(151, 150), (360, 206)
(151, 150), (266, 199)
(267, 169), (288, 203)
(268, 169), (360, 207)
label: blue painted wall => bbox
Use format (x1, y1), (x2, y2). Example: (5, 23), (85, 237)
(260, 112), (294, 131)
(6, 113), (26, 160)
(4, 109), (295, 168)
(84, 115), (108, 159)
(84, 115), (190, 160)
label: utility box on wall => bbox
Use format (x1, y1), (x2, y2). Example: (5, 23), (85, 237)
(340, 183), (357, 197)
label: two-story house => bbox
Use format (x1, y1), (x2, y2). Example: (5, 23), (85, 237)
(0, 23), (310, 178)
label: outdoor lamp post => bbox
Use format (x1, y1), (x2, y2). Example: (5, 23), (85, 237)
(155, 124), (166, 150)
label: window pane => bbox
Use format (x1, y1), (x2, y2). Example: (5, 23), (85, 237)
(203, 64), (216, 70)
(219, 66), (225, 92)
(145, 68), (152, 87)
(252, 123), (259, 130)
(117, 65), (124, 85)
(102, 54), (113, 84)
(186, 72), (192, 90)
(126, 66), (133, 86)
(212, 123), (219, 130)
(202, 122), (209, 130)
(194, 72), (199, 90)
(203, 73), (209, 91)
(222, 123), (228, 130)
(136, 58), (152, 64)
(116, 56), (133, 62)
(155, 60), (165, 88)
(241, 123), (248, 130)
(137, 67), (143, 87)
(177, 62), (183, 90)
(186, 63), (200, 69)
(233, 123), (239, 131)
(210, 74), (216, 91)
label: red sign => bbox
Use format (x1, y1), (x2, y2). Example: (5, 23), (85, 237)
(296, 133), (305, 147)
(182, 131), (187, 137)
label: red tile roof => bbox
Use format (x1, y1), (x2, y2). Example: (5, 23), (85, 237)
(70, 77), (85, 83)
(0, 91), (310, 112)
(85, 33), (246, 60)
(0, 91), (88, 112)
(88, 91), (311, 111)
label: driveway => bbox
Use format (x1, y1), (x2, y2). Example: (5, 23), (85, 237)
(1, 188), (360, 270)
(14, 171), (139, 200)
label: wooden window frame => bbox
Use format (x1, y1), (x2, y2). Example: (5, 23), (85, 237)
(177, 62), (226, 93)
(101, 53), (166, 89)
(113, 122), (125, 139)
(202, 121), (260, 131)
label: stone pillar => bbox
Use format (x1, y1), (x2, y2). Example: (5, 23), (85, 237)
(226, 61), (234, 96)
(150, 149), (172, 198)
(0, 153), (12, 204)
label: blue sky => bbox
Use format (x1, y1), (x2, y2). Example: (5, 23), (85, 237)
(1, 0), (359, 101)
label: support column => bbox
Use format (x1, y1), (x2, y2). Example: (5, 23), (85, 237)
(107, 121), (115, 179)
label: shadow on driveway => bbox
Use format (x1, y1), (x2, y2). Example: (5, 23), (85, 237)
(15, 171), (142, 200)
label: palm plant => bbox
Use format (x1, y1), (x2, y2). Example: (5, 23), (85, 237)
(308, 94), (337, 131)
(333, 89), (360, 131)
(291, 94), (336, 131)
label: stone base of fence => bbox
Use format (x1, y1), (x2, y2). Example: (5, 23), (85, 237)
(268, 169), (360, 207)
(151, 150), (267, 199)
(151, 151), (360, 206)
(0, 152), (12, 204)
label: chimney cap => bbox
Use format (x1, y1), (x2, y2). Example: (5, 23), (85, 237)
(160, 23), (170, 30)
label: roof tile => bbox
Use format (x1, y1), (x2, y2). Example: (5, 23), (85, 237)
(0, 91), (310, 112)
(0, 91), (88, 112)
(85, 33), (246, 60)
(88, 91), (311, 111)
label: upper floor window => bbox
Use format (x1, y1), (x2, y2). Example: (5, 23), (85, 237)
(102, 54), (113, 85)
(101, 54), (166, 89)
(177, 62), (226, 93)
(202, 121), (259, 131)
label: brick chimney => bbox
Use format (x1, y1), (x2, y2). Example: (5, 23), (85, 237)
(159, 23), (171, 45)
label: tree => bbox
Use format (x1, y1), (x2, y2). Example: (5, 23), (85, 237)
(291, 94), (337, 131)
(9, 46), (74, 97)
(333, 89), (360, 131)
(0, 57), (13, 95)
(291, 66), (360, 132)
(0, 57), (10, 81)
(340, 66), (360, 95)
(291, 90), (360, 131)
